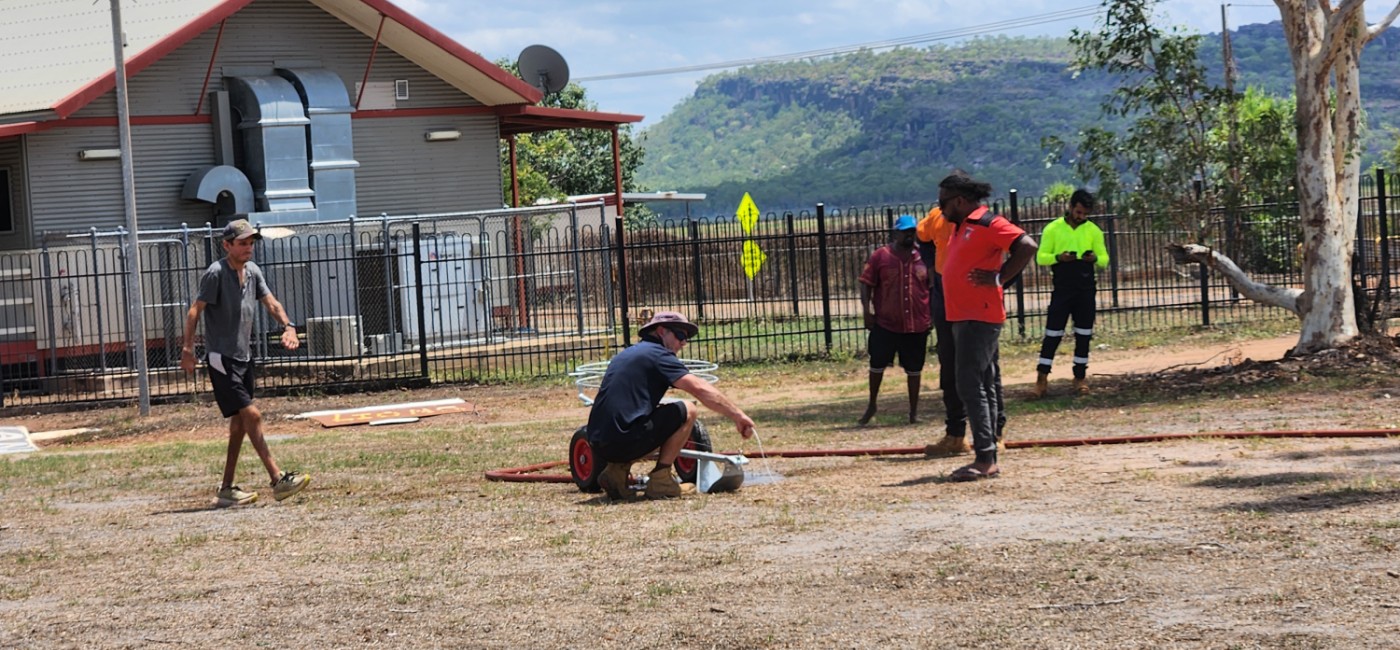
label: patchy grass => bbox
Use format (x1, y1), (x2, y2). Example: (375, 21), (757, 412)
(1, 330), (1398, 647)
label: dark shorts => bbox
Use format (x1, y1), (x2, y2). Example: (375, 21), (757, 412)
(867, 325), (929, 373)
(207, 354), (255, 418)
(593, 401), (688, 463)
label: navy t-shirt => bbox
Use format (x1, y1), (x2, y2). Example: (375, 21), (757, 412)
(587, 340), (691, 444)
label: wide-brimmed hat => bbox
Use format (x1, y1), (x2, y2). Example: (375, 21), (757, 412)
(639, 310), (699, 339)
(221, 219), (262, 241)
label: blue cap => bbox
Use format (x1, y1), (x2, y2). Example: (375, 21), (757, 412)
(894, 215), (917, 231)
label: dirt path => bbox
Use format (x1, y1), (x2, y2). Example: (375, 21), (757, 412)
(1003, 333), (1298, 386)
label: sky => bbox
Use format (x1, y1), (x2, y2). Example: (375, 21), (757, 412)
(393, 1), (1371, 128)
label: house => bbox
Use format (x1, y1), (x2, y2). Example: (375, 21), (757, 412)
(0, 0), (640, 385)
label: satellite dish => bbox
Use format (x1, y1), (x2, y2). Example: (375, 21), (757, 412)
(516, 45), (570, 95)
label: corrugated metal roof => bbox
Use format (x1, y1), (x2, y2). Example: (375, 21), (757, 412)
(0, 0), (542, 120)
(0, 0), (221, 116)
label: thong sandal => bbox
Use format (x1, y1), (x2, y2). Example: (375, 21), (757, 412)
(950, 464), (1000, 482)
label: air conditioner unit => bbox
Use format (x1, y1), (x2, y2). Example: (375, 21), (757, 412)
(364, 332), (403, 355)
(306, 316), (360, 357)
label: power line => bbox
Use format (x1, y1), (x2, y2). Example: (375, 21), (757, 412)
(575, 5), (1105, 82)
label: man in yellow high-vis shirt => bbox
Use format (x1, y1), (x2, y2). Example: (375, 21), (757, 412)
(1033, 189), (1109, 397)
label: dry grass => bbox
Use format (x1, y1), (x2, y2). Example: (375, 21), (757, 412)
(2, 337), (1399, 648)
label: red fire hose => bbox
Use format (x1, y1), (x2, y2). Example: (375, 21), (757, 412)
(484, 428), (1396, 484)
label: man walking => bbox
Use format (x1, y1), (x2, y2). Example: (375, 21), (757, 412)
(181, 219), (310, 507)
(857, 215), (931, 426)
(938, 172), (1037, 481)
(588, 311), (756, 501)
(1033, 189), (1109, 397)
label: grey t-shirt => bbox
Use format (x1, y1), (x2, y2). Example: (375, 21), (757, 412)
(197, 259), (270, 362)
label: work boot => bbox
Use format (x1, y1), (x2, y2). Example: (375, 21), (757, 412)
(598, 462), (634, 501)
(924, 435), (972, 458)
(644, 466), (685, 500)
(1073, 377), (1089, 395)
(1032, 371), (1050, 399)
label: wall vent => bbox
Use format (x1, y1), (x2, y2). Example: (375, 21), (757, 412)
(394, 79), (409, 100)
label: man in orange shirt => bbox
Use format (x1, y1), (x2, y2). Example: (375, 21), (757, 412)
(916, 208), (968, 455)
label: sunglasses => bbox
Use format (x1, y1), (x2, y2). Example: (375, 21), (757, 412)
(667, 327), (690, 342)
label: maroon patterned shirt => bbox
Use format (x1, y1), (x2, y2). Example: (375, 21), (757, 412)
(858, 245), (931, 333)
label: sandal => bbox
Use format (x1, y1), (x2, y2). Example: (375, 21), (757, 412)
(950, 464), (1000, 482)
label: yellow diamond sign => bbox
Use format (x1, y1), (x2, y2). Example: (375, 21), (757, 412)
(736, 192), (760, 235)
(742, 239), (767, 280)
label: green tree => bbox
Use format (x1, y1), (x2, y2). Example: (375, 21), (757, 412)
(1043, 0), (1234, 240)
(1097, 0), (1400, 353)
(1216, 87), (1297, 203)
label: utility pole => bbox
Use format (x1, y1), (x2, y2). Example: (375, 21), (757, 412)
(109, 0), (151, 415)
(1221, 3), (1242, 268)
(1222, 4), (1238, 180)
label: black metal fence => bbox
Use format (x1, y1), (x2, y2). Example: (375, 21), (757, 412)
(0, 172), (1394, 409)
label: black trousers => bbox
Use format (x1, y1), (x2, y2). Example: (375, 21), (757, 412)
(1036, 286), (1097, 379)
(932, 273), (1004, 438)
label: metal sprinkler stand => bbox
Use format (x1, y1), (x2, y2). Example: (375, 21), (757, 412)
(677, 448), (748, 493)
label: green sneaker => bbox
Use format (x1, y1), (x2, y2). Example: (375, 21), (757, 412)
(216, 486), (257, 508)
(272, 471), (310, 502)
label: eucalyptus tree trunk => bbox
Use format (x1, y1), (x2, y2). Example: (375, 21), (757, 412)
(1271, 0), (1400, 353)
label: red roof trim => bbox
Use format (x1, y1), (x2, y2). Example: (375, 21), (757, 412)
(358, 0), (542, 104)
(52, 0), (256, 119)
(49, 0), (540, 120)
(496, 105), (644, 136)
(0, 122), (42, 138)
(497, 104), (643, 124)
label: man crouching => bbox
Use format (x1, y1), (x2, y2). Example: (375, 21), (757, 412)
(587, 311), (756, 500)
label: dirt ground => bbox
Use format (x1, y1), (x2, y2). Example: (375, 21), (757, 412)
(2, 331), (1399, 648)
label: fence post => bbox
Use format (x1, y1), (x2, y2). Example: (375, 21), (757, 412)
(90, 228), (108, 375)
(1105, 196), (1121, 309)
(615, 216), (632, 345)
(1356, 175), (1370, 291)
(816, 203), (833, 353)
(412, 223), (429, 381)
(40, 237), (56, 378)
(569, 205), (586, 335)
(1008, 189), (1026, 338)
(785, 212), (800, 316)
(1378, 168), (1393, 305)
(1195, 179), (1211, 326)
(599, 219), (616, 336)
(689, 219), (705, 319)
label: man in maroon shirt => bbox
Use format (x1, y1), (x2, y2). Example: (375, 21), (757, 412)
(857, 215), (931, 425)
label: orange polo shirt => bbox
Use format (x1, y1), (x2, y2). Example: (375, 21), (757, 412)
(916, 207), (957, 275)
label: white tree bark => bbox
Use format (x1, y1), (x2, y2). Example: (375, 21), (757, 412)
(1269, 0), (1400, 352)
(1168, 244), (1302, 314)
